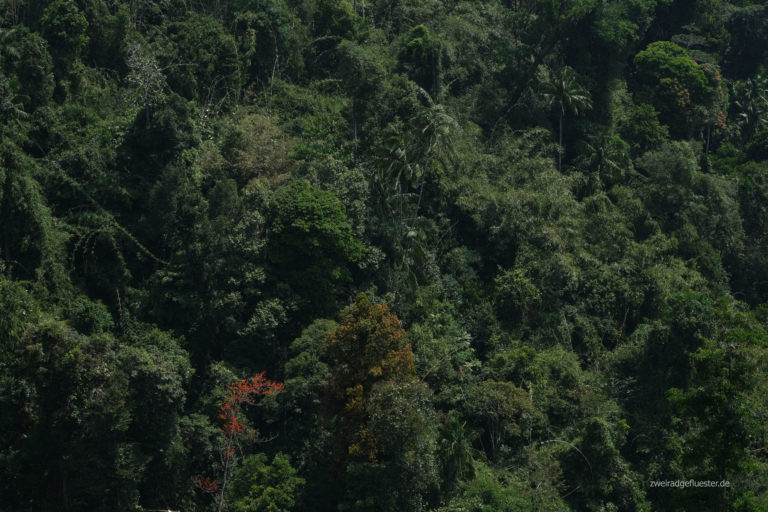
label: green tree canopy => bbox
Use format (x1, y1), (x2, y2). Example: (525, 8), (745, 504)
(268, 180), (364, 318)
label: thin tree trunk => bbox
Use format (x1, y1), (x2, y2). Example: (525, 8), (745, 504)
(413, 173), (426, 221)
(558, 114), (563, 172)
(352, 98), (358, 164)
(2, 178), (11, 264)
(2, 224), (9, 265)
(217, 441), (233, 512)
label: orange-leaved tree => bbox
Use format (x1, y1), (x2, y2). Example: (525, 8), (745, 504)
(196, 372), (284, 512)
(323, 293), (417, 477)
(323, 294), (440, 511)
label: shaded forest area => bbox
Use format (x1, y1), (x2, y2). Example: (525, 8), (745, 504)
(2, 0), (768, 510)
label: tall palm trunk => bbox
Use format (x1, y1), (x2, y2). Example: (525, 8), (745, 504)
(559, 113), (563, 172)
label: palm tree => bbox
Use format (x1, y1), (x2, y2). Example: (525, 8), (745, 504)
(439, 413), (477, 485)
(575, 132), (632, 192)
(377, 87), (459, 224)
(538, 65), (592, 171)
(0, 28), (19, 62)
(372, 88), (459, 295)
(0, 29), (28, 126)
(0, 75), (28, 125)
(730, 75), (768, 146)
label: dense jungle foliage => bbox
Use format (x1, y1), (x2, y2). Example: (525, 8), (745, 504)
(2, 0), (768, 510)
